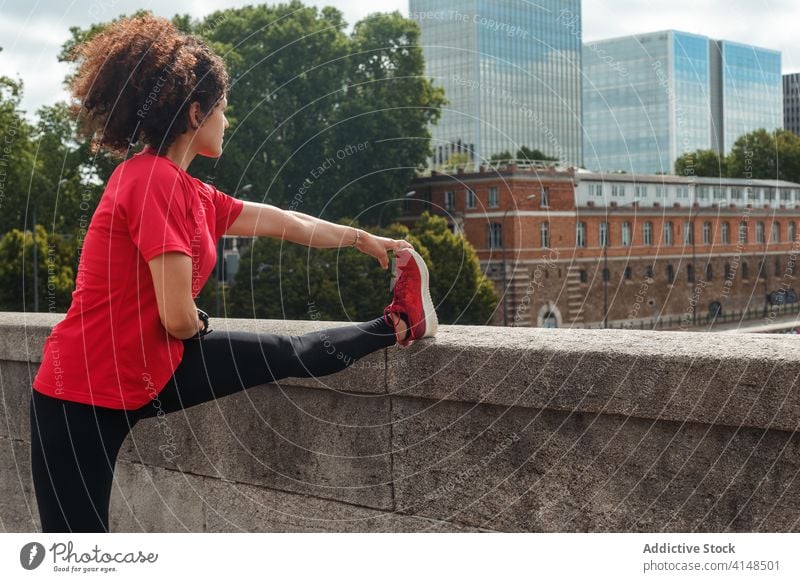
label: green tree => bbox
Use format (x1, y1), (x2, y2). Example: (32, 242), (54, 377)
(490, 150), (513, 162)
(724, 128), (800, 183)
(225, 214), (497, 325)
(0, 225), (75, 312)
(29, 102), (107, 236)
(515, 145), (557, 162)
(225, 218), (400, 321)
(490, 146), (556, 163)
(674, 149), (727, 177)
(410, 212), (498, 325)
(444, 152), (470, 168)
(0, 76), (38, 234)
(186, 4), (443, 224)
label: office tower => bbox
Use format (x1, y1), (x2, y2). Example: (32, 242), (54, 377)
(783, 72), (800, 136)
(409, 0), (583, 168)
(710, 40), (782, 155)
(583, 31), (782, 174)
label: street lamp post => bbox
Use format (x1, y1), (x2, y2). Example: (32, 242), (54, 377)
(378, 190), (416, 228)
(602, 226), (608, 329)
(690, 205), (698, 326)
(501, 193), (536, 326)
(216, 183), (252, 316)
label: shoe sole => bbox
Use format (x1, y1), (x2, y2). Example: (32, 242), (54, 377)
(397, 248), (438, 339)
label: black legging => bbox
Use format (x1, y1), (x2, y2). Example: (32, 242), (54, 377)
(30, 316), (397, 532)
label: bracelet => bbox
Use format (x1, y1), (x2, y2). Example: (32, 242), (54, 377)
(351, 228), (361, 248)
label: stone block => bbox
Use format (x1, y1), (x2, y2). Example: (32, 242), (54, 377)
(121, 384), (394, 510)
(390, 396), (800, 532)
(0, 437), (39, 532)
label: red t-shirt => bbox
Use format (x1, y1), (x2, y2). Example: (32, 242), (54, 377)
(33, 147), (244, 410)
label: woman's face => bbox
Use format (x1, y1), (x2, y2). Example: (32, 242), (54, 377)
(193, 96), (229, 158)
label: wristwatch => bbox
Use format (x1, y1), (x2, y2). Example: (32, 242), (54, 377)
(191, 308), (213, 339)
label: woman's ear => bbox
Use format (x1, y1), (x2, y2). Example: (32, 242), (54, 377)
(188, 102), (202, 130)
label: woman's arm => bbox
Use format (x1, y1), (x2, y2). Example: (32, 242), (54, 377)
(148, 252), (204, 340)
(224, 200), (413, 269)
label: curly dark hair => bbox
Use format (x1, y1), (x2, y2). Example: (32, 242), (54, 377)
(67, 13), (230, 156)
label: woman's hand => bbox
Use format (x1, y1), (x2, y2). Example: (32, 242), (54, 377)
(355, 231), (414, 269)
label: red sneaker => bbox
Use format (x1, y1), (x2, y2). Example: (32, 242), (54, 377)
(383, 248), (438, 347)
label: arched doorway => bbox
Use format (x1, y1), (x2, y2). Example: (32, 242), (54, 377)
(537, 302), (562, 328)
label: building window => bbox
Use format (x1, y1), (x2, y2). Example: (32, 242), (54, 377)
(789, 221), (796, 242)
(687, 264), (694, 283)
(772, 222), (780, 243)
(756, 221), (765, 243)
(643, 222), (653, 246)
(781, 188), (792, 202)
(765, 189), (777, 203)
(725, 262), (732, 280)
(612, 184), (625, 197)
(759, 260), (767, 279)
(655, 186), (666, 199)
(697, 186), (709, 200)
(667, 264), (675, 284)
(635, 185), (647, 199)
(540, 221), (550, 248)
(706, 263), (713, 281)
(488, 223), (502, 249)
(713, 187), (726, 201)
(576, 221), (587, 247)
(739, 221), (748, 244)
(621, 221), (631, 247)
(466, 188), (476, 209)
(422, 190), (432, 209)
(663, 222), (673, 245)
(703, 221), (712, 244)
(645, 265), (654, 280)
(445, 190), (454, 211)
(721, 222), (730, 244)
(775, 257), (782, 276)
(579, 269), (588, 283)
(742, 261), (750, 279)
(599, 221), (609, 247)
(684, 221), (694, 244)
(677, 186), (689, 199)
(603, 267), (610, 282)
(731, 187), (742, 201)
(540, 186), (549, 207)
(488, 187), (499, 208)
(590, 184), (603, 197)
(624, 266), (632, 280)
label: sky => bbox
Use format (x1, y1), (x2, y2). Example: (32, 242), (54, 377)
(0, 0), (795, 119)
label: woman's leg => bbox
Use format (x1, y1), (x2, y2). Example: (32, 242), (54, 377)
(136, 315), (398, 416)
(29, 389), (138, 532)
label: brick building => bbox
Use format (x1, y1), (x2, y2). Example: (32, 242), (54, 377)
(405, 164), (800, 328)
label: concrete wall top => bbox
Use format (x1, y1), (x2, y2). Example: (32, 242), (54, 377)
(3, 312), (799, 432)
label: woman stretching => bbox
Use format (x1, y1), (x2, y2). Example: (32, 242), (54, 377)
(30, 14), (438, 533)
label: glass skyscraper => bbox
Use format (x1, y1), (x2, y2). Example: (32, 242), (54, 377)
(784, 73), (800, 137)
(583, 30), (782, 174)
(409, 0), (583, 168)
(711, 41), (782, 154)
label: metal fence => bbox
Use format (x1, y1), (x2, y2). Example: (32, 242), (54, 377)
(583, 300), (800, 331)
